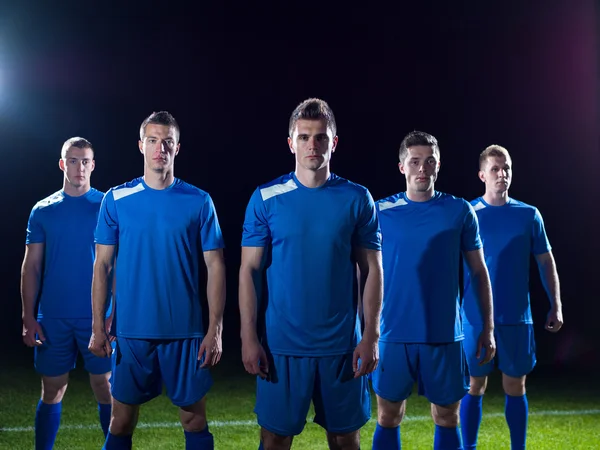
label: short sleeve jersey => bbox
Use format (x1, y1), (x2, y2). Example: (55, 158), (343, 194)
(462, 197), (551, 325)
(377, 191), (482, 343)
(26, 188), (104, 319)
(242, 172), (381, 356)
(95, 177), (224, 339)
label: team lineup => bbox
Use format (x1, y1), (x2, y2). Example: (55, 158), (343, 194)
(20, 98), (563, 450)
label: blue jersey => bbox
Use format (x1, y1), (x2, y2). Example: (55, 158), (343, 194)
(95, 177), (224, 339)
(25, 189), (104, 319)
(242, 172), (381, 357)
(377, 191), (482, 344)
(462, 197), (551, 326)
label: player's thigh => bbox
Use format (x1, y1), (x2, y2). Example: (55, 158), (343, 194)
(418, 342), (468, 406)
(371, 341), (416, 402)
(111, 337), (162, 405)
(496, 324), (536, 378)
(431, 401), (461, 427)
(73, 318), (112, 375)
(312, 353), (370, 434)
(111, 397), (141, 434)
(179, 397), (208, 432)
(157, 338), (213, 408)
(255, 354), (317, 437)
(35, 318), (78, 377)
(462, 322), (495, 378)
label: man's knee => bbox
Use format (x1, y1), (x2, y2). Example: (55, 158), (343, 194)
(261, 427), (293, 450)
(89, 372), (111, 403)
(431, 401), (460, 428)
(109, 400), (139, 435)
(41, 374), (69, 403)
(468, 376), (488, 396)
(326, 429), (360, 450)
(502, 374), (526, 396)
(377, 396), (406, 428)
(179, 398), (207, 432)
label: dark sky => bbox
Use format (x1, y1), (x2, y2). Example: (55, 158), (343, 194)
(1, 1), (598, 368)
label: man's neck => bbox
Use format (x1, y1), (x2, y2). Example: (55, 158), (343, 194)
(483, 190), (509, 206)
(63, 182), (90, 197)
(295, 165), (330, 188)
(144, 167), (175, 190)
(406, 187), (435, 202)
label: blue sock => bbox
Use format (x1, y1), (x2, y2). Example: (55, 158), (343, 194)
(434, 424), (462, 450)
(98, 402), (111, 437)
(505, 394), (528, 450)
(35, 400), (62, 450)
(373, 423), (401, 449)
(184, 426), (214, 449)
(103, 432), (132, 450)
(460, 394), (483, 449)
(258, 443), (264, 450)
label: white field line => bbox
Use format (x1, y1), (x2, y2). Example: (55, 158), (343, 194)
(1, 409), (599, 433)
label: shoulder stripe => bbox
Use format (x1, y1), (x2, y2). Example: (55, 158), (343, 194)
(113, 184), (145, 201)
(37, 191), (64, 208)
(379, 198), (407, 211)
(260, 179), (298, 201)
(472, 201), (486, 211)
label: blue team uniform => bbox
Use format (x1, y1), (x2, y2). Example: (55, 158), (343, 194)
(25, 188), (111, 376)
(242, 172), (381, 435)
(462, 197), (551, 377)
(95, 177), (224, 406)
(372, 191), (481, 406)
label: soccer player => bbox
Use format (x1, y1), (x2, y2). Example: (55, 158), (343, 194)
(371, 131), (496, 450)
(20, 137), (112, 449)
(88, 111), (226, 450)
(239, 98), (383, 450)
(460, 145), (563, 450)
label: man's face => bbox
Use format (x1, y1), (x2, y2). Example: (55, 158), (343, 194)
(479, 155), (512, 194)
(399, 145), (440, 194)
(139, 123), (180, 173)
(59, 146), (95, 188)
(288, 119), (338, 172)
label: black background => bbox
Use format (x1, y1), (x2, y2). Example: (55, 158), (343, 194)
(1, 0), (598, 372)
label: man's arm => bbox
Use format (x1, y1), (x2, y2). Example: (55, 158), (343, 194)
(89, 244), (115, 358)
(199, 248), (226, 367)
(239, 246), (269, 378)
(21, 243), (45, 346)
(535, 251), (563, 332)
(353, 247), (383, 377)
(463, 248), (496, 364)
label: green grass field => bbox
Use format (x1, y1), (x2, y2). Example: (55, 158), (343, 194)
(1, 356), (599, 449)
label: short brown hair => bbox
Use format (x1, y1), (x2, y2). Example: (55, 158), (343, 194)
(139, 111), (180, 143)
(61, 137), (93, 159)
(399, 131), (440, 162)
(288, 98), (337, 137)
(479, 144), (511, 169)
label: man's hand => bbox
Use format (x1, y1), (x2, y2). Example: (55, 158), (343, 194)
(241, 336), (269, 379)
(199, 327), (223, 368)
(476, 328), (496, 365)
(88, 329), (112, 358)
(22, 316), (44, 347)
(105, 314), (116, 343)
(352, 335), (379, 378)
(545, 307), (563, 332)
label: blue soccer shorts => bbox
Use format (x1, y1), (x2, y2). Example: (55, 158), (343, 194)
(463, 323), (536, 378)
(371, 341), (468, 406)
(255, 353), (371, 436)
(110, 337), (213, 407)
(35, 318), (112, 377)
